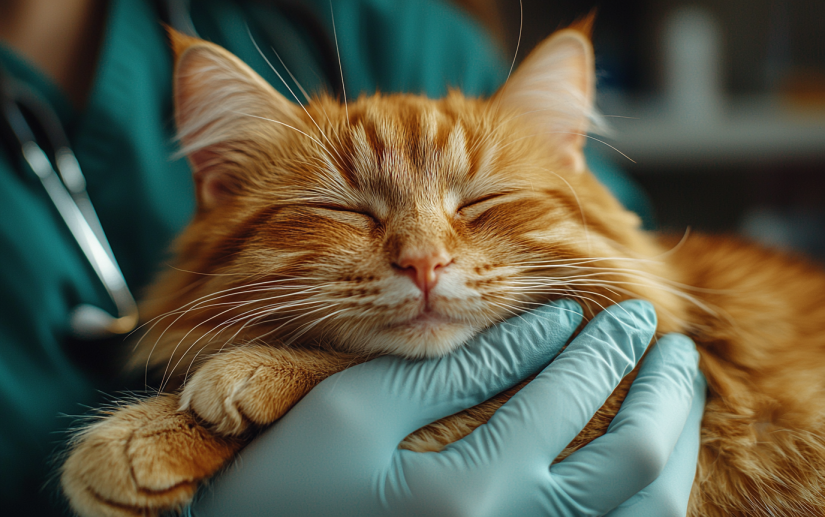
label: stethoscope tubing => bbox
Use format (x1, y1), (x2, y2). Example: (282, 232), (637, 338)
(1, 76), (138, 338)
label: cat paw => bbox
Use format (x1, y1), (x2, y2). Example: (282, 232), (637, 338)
(180, 345), (325, 436)
(61, 394), (241, 517)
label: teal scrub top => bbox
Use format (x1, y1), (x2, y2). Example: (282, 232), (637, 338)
(0, 0), (649, 513)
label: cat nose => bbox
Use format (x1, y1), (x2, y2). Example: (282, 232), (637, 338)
(394, 250), (453, 294)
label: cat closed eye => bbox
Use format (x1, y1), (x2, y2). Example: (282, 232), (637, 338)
(457, 194), (505, 214)
(313, 204), (379, 223)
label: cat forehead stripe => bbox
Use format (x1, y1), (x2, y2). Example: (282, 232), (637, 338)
(345, 102), (472, 191)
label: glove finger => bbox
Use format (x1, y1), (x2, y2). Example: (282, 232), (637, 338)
(388, 301), (655, 516)
(467, 300), (656, 464)
(309, 299), (583, 451)
(547, 333), (702, 516)
(606, 367), (706, 517)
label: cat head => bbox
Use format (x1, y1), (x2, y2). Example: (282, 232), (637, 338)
(142, 22), (666, 369)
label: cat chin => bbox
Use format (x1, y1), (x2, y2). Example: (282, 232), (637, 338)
(352, 320), (480, 359)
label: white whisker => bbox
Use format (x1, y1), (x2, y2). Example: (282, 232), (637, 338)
(328, 0), (348, 123)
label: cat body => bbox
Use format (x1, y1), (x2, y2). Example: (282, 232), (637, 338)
(61, 24), (825, 517)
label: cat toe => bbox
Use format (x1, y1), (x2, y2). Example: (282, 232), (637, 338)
(181, 346), (323, 436)
(61, 395), (240, 517)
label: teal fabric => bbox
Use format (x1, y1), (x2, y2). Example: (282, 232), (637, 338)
(0, 0), (647, 514)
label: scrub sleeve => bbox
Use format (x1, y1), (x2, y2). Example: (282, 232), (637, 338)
(0, 0), (646, 514)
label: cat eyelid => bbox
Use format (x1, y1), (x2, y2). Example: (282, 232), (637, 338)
(312, 204), (378, 222)
(458, 193), (506, 212)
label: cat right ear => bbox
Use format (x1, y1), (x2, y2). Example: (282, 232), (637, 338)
(170, 29), (301, 210)
(494, 17), (599, 173)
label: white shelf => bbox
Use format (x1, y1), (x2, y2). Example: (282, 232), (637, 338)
(599, 95), (825, 168)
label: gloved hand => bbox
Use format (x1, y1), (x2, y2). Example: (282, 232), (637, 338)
(189, 299), (705, 517)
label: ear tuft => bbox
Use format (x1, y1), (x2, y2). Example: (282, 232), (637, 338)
(568, 10), (597, 39)
(166, 27), (201, 60)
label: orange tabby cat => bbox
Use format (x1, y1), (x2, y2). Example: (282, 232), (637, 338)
(61, 22), (825, 517)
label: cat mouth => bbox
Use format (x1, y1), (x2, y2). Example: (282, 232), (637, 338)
(390, 309), (459, 330)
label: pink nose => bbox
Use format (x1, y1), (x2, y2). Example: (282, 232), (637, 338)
(394, 251), (453, 294)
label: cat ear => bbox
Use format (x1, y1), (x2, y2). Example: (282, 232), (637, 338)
(495, 18), (597, 172)
(170, 29), (301, 210)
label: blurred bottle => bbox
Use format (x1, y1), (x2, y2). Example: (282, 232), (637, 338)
(662, 6), (724, 125)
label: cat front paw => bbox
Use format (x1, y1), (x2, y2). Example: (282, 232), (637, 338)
(61, 394), (240, 517)
(180, 345), (325, 436)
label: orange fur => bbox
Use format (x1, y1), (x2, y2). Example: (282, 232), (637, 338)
(61, 26), (825, 517)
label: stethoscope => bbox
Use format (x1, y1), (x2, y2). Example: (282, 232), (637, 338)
(0, 75), (139, 339)
(0, 0), (342, 340)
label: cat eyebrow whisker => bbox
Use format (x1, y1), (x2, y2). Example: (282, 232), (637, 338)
(500, 129), (636, 164)
(246, 27), (348, 171)
(328, 0), (349, 124)
(272, 49), (311, 104)
(234, 111), (342, 165)
(507, 0), (523, 82)
(246, 26), (308, 106)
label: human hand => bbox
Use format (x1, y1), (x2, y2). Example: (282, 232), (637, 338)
(189, 300), (704, 516)
(605, 334), (706, 517)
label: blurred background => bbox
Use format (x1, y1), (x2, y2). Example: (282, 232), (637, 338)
(458, 0), (825, 261)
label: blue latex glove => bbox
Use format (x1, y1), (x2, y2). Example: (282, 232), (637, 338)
(189, 300), (704, 516)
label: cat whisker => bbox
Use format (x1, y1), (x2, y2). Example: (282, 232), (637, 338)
(246, 27), (348, 171)
(506, 130), (635, 163)
(235, 111), (340, 164)
(179, 300), (333, 386)
(154, 287), (327, 390)
(503, 284), (620, 304)
(328, 0), (348, 124)
(518, 262), (732, 294)
(282, 306), (351, 347)
(169, 297), (334, 390)
(139, 281), (324, 358)
(268, 45), (311, 105)
(539, 166), (591, 254)
(652, 227), (693, 260)
(510, 255), (663, 266)
(507, 0), (523, 81)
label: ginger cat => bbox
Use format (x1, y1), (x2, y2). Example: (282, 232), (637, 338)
(61, 22), (825, 517)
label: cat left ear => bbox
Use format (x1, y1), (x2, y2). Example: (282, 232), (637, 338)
(169, 29), (302, 210)
(494, 17), (596, 172)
